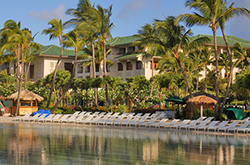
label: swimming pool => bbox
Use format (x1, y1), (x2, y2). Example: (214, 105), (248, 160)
(0, 123), (249, 164)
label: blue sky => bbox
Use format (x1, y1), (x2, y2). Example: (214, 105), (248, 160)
(0, 0), (250, 46)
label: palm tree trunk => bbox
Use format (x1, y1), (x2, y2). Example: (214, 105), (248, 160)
(213, 29), (219, 119)
(46, 37), (63, 108)
(150, 57), (154, 97)
(92, 42), (98, 107)
(220, 29), (233, 120)
(15, 45), (21, 116)
(176, 54), (197, 119)
(205, 66), (207, 92)
(51, 48), (78, 112)
(103, 42), (109, 107)
(24, 62), (31, 89)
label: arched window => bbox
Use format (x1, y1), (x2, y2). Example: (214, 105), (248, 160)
(126, 62), (132, 70)
(136, 61), (142, 70)
(118, 63), (123, 71)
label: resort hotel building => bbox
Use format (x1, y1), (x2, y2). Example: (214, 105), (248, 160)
(1, 34), (250, 82)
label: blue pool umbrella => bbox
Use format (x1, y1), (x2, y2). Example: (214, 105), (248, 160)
(225, 108), (247, 120)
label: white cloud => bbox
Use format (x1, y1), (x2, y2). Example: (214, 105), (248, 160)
(28, 4), (66, 21)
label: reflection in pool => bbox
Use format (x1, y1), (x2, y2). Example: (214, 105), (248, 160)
(0, 123), (249, 164)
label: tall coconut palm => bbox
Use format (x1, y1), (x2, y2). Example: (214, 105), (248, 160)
(66, 0), (100, 106)
(42, 19), (64, 108)
(0, 20), (33, 115)
(218, 1), (250, 119)
(177, 0), (225, 118)
(95, 4), (114, 107)
(154, 16), (209, 118)
(200, 47), (213, 92)
(51, 30), (86, 112)
(233, 42), (250, 70)
(134, 23), (162, 97)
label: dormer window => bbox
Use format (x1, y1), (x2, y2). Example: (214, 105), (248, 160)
(128, 47), (135, 53)
(118, 48), (126, 54)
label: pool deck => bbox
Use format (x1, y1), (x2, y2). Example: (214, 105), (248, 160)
(0, 116), (249, 137)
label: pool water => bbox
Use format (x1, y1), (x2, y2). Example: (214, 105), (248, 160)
(0, 123), (249, 165)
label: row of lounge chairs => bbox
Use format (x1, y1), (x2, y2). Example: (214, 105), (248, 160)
(14, 112), (250, 134)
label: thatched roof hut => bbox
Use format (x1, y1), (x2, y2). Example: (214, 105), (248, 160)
(183, 91), (217, 103)
(7, 89), (44, 101)
(6, 90), (44, 116)
(187, 95), (217, 105)
(183, 92), (217, 119)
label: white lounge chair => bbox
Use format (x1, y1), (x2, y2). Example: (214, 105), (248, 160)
(38, 114), (55, 122)
(138, 118), (158, 128)
(76, 115), (95, 124)
(170, 120), (190, 129)
(159, 119), (180, 129)
(53, 114), (70, 123)
(85, 115), (105, 125)
(114, 116), (133, 126)
(98, 116), (119, 126)
(207, 121), (229, 132)
(188, 119), (214, 131)
(228, 122), (250, 133)
(72, 115), (86, 123)
(15, 113), (31, 121)
(134, 113), (143, 117)
(45, 114), (62, 122)
(92, 115), (111, 125)
(129, 117), (149, 127)
(218, 121), (239, 133)
(34, 114), (47, 122)
(179, 120), (201, 130)
(149, 119), (169, 128)
(196, 121), (220, 131)
(24, 113), (41, 122)
(61, 111), (80, 123)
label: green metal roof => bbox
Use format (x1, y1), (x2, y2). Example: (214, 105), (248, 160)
(107, 35), (142, 46)
(115, 53), (143, 59)
(190, 34), (250, 48)
(4, 44), (84, 57)
(107, 34), (250, 49)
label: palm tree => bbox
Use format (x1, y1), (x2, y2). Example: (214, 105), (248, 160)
(154, 16), (209, 118)
(177, 0), (225, 118)
(95, 4), (114, 107)
(134, 23), (161, 97)
(0, 20), (33, 116)
(233, 42), (250, 70)
(200, 47), (213, 92)
(42, 19), (64, 108)
(66, 0), (100, 106)
(51, 30), (86, 112)
(218, 1), (250, 119)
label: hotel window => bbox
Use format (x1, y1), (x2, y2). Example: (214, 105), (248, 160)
(128, 46), (135, 53)
(150, 61), (158, 69)
(85, 66), (90, 73)
(126, 62), (132, 70)
(96, 64), (100, 72)
(118, 48), (126, 54)
(118, 63), (123, 71)
(65, 63), (73, 73)
(30, 65), (34, 78)
(136, 61), (142, 70)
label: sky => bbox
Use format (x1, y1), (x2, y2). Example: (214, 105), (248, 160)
(0, 0), (250, 46)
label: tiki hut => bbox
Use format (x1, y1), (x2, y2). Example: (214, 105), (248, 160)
(187, 95), (217, 120)
(183, 92), (218, 119)
(7, 89), (44, 116)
